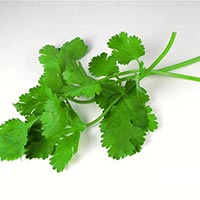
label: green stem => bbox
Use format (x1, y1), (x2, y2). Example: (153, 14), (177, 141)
(85, 55), (200, 127)
(96, 32), (177, 83)
(150, 70), (200, 82)
(158, 56), (200, 72)
(139, 32), (177, 80)
(97, 70), (136, 83)
(97, 55), (200, 83)
(96, 55), (200, 84)
(119, 69), (200, 82)
(118, 70), (200, 83)
(86, 81), (135, 127)
(86, 95), (121, 127)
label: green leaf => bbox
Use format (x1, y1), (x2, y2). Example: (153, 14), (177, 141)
(95, 80), (125, 109)
(62, 84), (101, 99)
(0, 119), (28, 160)
(63, 61), (101, 98)
(39, 38), (88, 93)
(41, 95), (86, 139)
(39, 45), (61, 71)
(107, 32), (145, 64)
(39, 38), (88, 70)
(39, 68), (66, 93)
(89, 53), (119, 77)
(50, 133), (80, 172)
(61, 37), (88, 60)
(33, 94), (86, 164)
(14, 86), (53, 117)
(100, 83), (150, 159)
(39, 45), (66, 92)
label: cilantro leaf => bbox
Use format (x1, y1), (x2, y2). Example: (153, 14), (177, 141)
(38, 93), (85, 171)
(62, 61), (101, 98)
(39, 45), (66, 92)
(61, 37), (88, 60)
(39, 45), (61, 71)
(95, 80), (125, 109)
(100, 83), (150, 159)
(41, 95), (86, 139)
(39, 38), (88, 93)
(39, 69), (65, 93)
(89, 53), (119, 77)
(0, 119), (28, 160)
(50, 133), (80, 172)
(107, 32), (145, 64)
(1, 32), (188, 172)
(39, 38), (88, 70)
(14, 86), (53, 117)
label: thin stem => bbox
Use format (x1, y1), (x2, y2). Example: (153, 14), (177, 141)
(85, 54), (200, 127)
(96, 55), (200, 83)
(96, 70), (136, 83)
(86, 95), (121, 127)
(86, 81), (135, 127)
(139, 32), (177, 80)
(69, 97), (95, 104)
(96, 32), (177, 83)
(158, 56), (200, 72)
(150, 70), (200, 82)
(118, 70), (200, 83)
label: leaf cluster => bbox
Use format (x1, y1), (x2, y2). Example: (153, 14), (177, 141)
(1, 31), (199, 172)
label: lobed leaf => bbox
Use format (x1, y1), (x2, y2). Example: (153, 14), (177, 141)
(100, 82), (157, 159)
(89, 53), (119, 77)
(108, 32), (145, 64)
(0, 119), (28, 160)
(50, 133), (80, 172)
(41, 95), (86, 139)
(61, 37), (88, 60)
(14, 86), (53, 117)
(63, 61), (101, 98)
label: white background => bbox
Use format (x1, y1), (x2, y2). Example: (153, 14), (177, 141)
(0, 2), (200, 200)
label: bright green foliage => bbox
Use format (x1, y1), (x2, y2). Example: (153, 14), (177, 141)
(61, 37), (88, 60)
(1, 31), (198, 172)
(4, 36), (89, 171)
(0, 119), (28, 160)
(62, 61), (101, 98)
(14, 86), (53, 117)
(39, 95), (85, 170)
(95, 80), (125, 109)
(39, 37), (88, 93)
(39, 45), (65, 92)
(50, 134), (80, 172)
(41, 95), (85, 139)
(39, 45), (60, 71)
(108, 32), (145, 64)
(100, 83), (151, 159)
(89, 53), (119, 77)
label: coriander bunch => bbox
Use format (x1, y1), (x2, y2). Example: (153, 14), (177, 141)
(0, 32), (200, 172)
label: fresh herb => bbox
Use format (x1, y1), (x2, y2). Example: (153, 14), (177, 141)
(0, 32), (200, 172)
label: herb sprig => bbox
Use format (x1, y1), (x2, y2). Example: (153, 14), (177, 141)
(0, 32), (200, 172)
